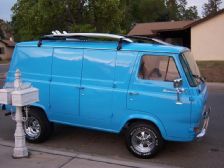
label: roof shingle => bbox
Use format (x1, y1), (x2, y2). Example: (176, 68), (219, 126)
(128, 20), (194, 36)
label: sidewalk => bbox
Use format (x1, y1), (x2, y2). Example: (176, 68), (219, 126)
(0, 139), (175, 168)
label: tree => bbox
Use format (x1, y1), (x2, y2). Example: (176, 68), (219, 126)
(11, 0), (125, 41)
(184, 6), (199, 20)
(177, 0), (199, 20)
(165, 0), (199, 21)
(12, 0), (67, 41)
(131, 0), (167, 22)
(165, 0), (179, 20)
(87, 0), (124, 33)
(0, 19), (13, 39)
(11, 0), (200, 41)
(122, 0), (168, 32)
(202, 0), (223, 17)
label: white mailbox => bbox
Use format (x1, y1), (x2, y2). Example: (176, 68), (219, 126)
(2, 69), (41, 158)
(0, 88), (14, 104)
(11, 87), (39, 106)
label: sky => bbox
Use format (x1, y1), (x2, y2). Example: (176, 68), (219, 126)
(0, 0), (224, 21)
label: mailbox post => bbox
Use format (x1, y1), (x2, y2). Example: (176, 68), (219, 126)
(12, 69), (28, 158)
(0, 69), (39, 158)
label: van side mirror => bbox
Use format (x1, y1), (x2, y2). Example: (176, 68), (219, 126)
(173, 78), (182, 89)
(173, 78), (184, 104)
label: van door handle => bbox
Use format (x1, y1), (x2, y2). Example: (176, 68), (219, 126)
(129, 92), (139, 96)
(79, 86), (85, 90)
(163, 89), (176, 93)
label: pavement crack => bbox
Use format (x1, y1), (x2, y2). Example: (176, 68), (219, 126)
(58, 156), (74, 168)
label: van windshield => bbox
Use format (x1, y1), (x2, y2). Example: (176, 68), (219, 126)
(180, 51), (203, 87)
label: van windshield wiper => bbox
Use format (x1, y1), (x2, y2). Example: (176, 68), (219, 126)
(192, 74), (206, 83)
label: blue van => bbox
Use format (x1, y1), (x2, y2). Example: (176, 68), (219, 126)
(3, 33), (210, 158)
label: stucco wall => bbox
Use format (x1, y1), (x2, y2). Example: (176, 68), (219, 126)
(191, 13), (224, 60)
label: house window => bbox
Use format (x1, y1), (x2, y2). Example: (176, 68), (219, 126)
(138, 55), (180, 82)
(0, 47), (5, 54)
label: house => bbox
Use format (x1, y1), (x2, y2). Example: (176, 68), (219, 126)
(0, 39), (15, 60)
(128, 20), (194, 48)
(128, 9), (224, 61)
(190, 9), (224, 60)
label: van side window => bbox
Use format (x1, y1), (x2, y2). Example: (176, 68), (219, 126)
(138, 55), (180, 81)
(165, 57), (180, 81)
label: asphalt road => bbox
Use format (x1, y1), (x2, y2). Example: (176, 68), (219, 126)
(0, 84), (224, 168)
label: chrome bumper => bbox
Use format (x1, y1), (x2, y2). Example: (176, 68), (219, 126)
(196, 106), (211, 138)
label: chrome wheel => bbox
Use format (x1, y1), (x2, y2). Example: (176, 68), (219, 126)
(25, 116), (41, 139)
(131, 129), (156, 153)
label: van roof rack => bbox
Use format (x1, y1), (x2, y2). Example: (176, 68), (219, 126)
(38, 32), (133, 50)
(125, 35), (172, 46)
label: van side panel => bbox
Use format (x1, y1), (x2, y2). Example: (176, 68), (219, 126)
(79, 49), (116, 128)
(111, 51), (138, 130)
(49, 48), (83, 123)
(7, 46), (53, 116)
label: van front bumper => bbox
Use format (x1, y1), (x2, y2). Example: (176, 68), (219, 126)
(196, 106), (211, 138)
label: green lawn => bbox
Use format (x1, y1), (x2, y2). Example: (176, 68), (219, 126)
(197, 61), (224, 83)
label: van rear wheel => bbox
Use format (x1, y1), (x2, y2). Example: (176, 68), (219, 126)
(24, 108), (53, 143)
(125, 122), (164, 158)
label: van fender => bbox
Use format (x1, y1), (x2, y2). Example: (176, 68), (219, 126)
(121, 113), (167, 139)
(29, 103), (50, 120)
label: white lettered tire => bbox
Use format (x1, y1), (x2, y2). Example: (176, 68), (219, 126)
(125, 122), (164, 158)
(23, 107), (53, 143)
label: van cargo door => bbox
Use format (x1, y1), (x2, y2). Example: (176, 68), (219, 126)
(79, 49), (116, 128)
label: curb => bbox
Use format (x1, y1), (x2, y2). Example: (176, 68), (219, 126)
(0, 138), (177, 168)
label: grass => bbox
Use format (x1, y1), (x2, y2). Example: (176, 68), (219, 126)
(197, 61), (224, 83)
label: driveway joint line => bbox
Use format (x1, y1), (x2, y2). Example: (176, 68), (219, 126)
(58, 157), (74, 168)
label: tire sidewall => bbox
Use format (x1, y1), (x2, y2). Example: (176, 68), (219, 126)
(23, 108), (52, 143)
(24, 113), (42, 141)
(126, 123), (162, 158)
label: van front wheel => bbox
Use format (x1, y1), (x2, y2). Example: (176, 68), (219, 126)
(24, 108), (53, 143)
(125, 122), (163, 158)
